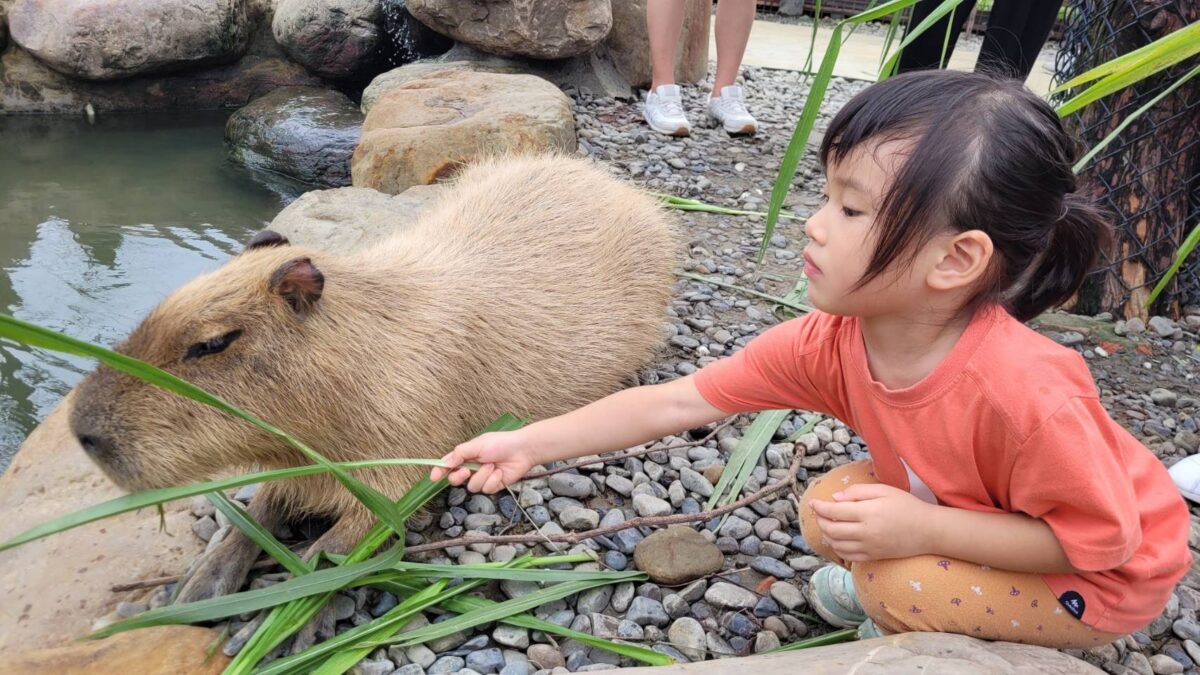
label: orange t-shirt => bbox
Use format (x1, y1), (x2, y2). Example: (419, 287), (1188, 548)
(694, 305), (1191, 634)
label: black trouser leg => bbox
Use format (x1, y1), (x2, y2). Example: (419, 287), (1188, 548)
(976, 0), (1063, 79)
(896, 0), (980, 73)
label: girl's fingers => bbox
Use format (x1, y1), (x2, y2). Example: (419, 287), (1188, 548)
(431, 450), (464, 481)
(468, 463), (496, 493)
(482, 470), (506, 495)
(448, 466), (473, 486)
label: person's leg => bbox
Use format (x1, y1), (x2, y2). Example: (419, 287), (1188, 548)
(977, 0), (1063, 79)
(896, 0), (979, 73)
(648, 0), (687, 91)
(800, 460), (878, 627)
(712, 0), (755, 94)
(852, 555), (1124, 648)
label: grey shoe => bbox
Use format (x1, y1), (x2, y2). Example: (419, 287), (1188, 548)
(807, 564), (867, 628)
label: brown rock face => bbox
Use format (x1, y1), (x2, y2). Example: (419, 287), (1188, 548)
(351, 69), (576, 194)
(271, 0), (384, 80)
(0, 395), (205, 654)
(7, 626), (230, 674)
(8, 0), (253, 81)
(407, 0), (612, 60)
(0, 43), (321, 114)
(633, 526), (725, 585)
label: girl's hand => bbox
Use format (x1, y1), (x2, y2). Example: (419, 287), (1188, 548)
(429, 431), (536, 494)
(809, 484), (935, 562)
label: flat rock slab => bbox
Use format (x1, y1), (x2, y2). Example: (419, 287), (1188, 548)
(351, 69), (576, 194)
(8, 625), (229, 674)
(620, 632), (1103, 675)
(0, 394), (204, 653)
(269, 183), (447, 252)
(407, 0), (611, 60)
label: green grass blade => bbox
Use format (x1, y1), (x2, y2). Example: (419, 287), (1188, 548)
(1052, 22), (1200, 93)
(207, 492), (311, 577)
(769, 627), (859, 652)
(761, 0), (925, 264)
(802, 0), (822, 76)
(706, 410), (791, 510)
(879, 8), (902, 71)
(786, 415), (821, 443)
(88, 546), (408, 639)
(1146, 222), (1200, 309)
(654, 193), (805, 220)
(369, 577), (646, 649)
(0, 313), (407, 536)
(677, 272), (813, 313)
(879, 0), (970, 80)
(1056, 27), (1200, 117)
(375, 578), (674, 666)
(308, 582), (450, 675)
(1073, 64), (1200, 174)
(0, 458), (467, 554)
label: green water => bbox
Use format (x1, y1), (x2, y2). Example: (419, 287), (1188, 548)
(0, 112), (301, 471)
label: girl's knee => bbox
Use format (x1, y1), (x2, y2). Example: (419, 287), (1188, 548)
(799, 460), (876, 562)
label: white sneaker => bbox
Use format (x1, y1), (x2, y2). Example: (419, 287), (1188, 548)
(643, 84), (691, 137)
(708, 85), (758, 135)
(1169, 454), (1200, 503)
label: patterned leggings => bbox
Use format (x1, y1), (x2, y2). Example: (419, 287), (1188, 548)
(798, 460), (1124, 649)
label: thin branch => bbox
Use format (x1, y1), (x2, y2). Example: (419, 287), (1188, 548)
(111, 558), (281, 593)
(524, 421), (732, 480)
(405, 451), (803, 555)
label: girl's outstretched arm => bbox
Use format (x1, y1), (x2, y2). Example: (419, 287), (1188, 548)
(432, 375), (731, 493)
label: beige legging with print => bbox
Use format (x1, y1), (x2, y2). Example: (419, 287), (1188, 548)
(799, 460), (1124, 649)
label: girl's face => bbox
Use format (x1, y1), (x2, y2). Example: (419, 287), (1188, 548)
(803, 141), (930, 317)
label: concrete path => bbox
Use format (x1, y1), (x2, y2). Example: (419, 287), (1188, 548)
(712, 18), (1058, 96)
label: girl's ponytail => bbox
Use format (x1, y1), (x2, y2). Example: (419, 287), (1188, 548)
(1006, 193), (1113, 323)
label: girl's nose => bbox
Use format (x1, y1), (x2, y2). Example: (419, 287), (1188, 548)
(804, 209), (825, 244)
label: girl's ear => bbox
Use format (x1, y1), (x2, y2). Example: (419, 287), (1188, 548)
(927, 230), (993, 291)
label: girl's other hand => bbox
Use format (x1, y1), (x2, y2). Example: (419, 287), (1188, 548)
(429, 431), (536, 494)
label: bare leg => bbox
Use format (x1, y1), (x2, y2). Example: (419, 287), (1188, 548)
(712, 0), (755, 94)
(175, 488), (284, 604)
(648, 0), (687, 91)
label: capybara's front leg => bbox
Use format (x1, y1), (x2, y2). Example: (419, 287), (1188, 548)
(175, 485), (284, 604)
(286, 509), (379, 653)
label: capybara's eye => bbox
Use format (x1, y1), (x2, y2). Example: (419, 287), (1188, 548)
(184, 330), (243, 362)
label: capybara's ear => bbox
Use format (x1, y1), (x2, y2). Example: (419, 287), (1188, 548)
(246, 230), (290, 251)
(269, 257), (324, 314)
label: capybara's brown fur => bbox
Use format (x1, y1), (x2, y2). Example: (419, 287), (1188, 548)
(70, 154), (677, 600)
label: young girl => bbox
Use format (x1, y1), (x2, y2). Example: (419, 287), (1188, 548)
(430, 70), (1191, 648)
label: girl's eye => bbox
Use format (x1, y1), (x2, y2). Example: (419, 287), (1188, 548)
(185, 330), (243, 361)
(842, 207), (861, 218)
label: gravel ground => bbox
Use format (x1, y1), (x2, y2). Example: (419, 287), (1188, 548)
(120, 67), (1200, 675)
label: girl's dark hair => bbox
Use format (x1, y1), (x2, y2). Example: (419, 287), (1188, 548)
(818, 70), (1113, 322)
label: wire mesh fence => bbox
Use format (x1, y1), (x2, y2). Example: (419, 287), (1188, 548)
(1052, 0), (1200, 318)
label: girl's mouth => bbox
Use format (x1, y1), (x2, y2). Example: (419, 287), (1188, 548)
(803, 250), (822, 277)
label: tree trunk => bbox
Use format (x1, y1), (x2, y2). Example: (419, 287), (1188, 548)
(1067, 0), (1200, 320)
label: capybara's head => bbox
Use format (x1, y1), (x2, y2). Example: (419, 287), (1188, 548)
(70, 230), (331, 490)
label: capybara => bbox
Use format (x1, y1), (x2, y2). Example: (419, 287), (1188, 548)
(70, 154), (678, 608)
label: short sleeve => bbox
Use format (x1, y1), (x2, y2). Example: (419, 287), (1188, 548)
(693, 312), (844, 417)
(1009, 396), (1143, 571)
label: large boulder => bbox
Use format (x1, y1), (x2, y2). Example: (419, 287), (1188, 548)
(269, 183), (447, 252)
(597, 0), (711, 89)
(352, 69), (576, 194)
(7, 626), (230, 674)
(8, 0), (254, 81)
(361, 59), (521, 113)
(0, 395), (206, 653)
(226, 86), (363, 188)
(0, 43), (321, 114)
(407, 0), (612, 60)
(271, 0), (384, 80)
(620, 632), (1104, 674)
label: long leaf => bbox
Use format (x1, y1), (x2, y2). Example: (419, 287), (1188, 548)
(375, 579), (675, 666)
(761, 0), (926, 263)
(1073, 64), (1200, 174)
(0, 458), (467, 554)
(368, 577), (646, 649)
(769, 627), (859, 652)
(878, 0), (970, 80)
(0, 314), (407, 535)
(1146, 222), (1200, 309)
(88, 545), (408, 638)
(1052, 22), (1200, 93)
(677, 272), (813, 313)
(1055, 23), (1200, 116)
(706, 409), (792, 510)
(207, 492), (310, 577)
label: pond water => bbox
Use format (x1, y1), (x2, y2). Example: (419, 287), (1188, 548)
(0, 113), (302, 472)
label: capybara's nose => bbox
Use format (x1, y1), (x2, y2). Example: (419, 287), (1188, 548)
(78, 433), (115, 459)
